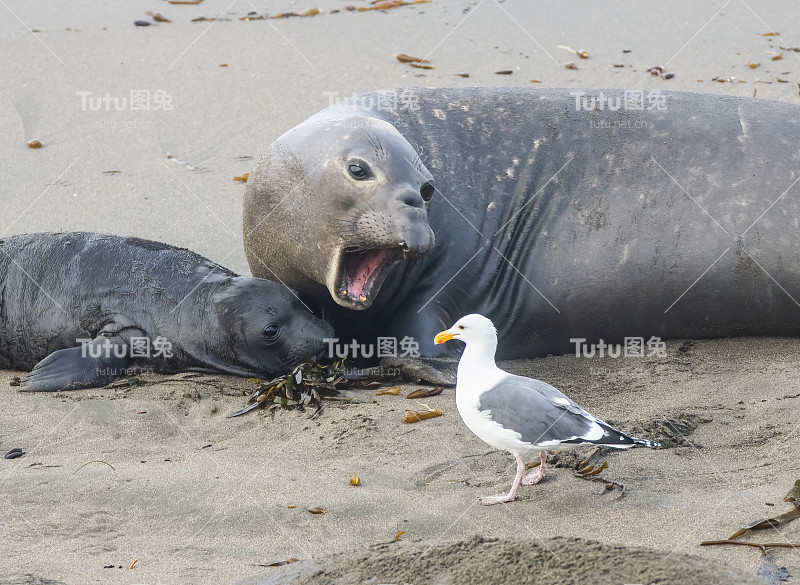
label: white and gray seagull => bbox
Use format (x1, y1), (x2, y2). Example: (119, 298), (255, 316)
(434, 314), (658, 506)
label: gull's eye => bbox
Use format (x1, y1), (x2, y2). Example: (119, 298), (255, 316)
(348, 163), (368, 180)
(263, 323), (282, 343)
(458, 325), (465, 330)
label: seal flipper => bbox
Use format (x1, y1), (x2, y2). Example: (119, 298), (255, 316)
(381, 355), (458, 386)
(379, 303), (460, 385)
(22, 336), (132, 392)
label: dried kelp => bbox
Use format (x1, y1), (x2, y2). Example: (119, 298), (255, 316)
(557, 45), (589, 59)
(406, 387), (443, 399)
(359, 0), (430, 11)
(728, 480), (800, 540)
(256, 558), (300, 568)
(573, 461), (626, 497)
(700, 479), (800, 550)
(228, 358), (347, 417)
(394, 53), (429, 64)
(700, 540), (800, 552)
(402, 406), (443, 423)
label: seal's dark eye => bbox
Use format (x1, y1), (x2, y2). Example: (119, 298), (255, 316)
(263, 323), (282, 342)
(348, 163), (368, 180)
(420, 182), (435, 202)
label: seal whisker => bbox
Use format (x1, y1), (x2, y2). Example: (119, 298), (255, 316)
(361, 128), (389, 160)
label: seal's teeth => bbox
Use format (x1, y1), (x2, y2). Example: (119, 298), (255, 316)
(403, 251), (409, 260)
(359, 295), (367, 302)
(340, 290), (348, 297)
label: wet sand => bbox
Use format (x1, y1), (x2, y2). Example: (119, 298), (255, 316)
(3, 338), (800, 584)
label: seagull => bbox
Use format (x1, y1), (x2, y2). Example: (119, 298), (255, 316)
(434, 314), (658, 506)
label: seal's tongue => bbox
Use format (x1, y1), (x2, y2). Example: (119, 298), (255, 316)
(344, 248), (392, 298)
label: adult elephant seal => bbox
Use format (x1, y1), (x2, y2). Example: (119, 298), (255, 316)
(244, 88), (800, 383)
(0, 232), (334, 391)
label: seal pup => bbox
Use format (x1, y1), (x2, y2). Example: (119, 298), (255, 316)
(0, 232), (334, 391)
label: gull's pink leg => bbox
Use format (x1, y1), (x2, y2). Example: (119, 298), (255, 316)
(521, 451), (547, 485)
(480, 454), (525, 506)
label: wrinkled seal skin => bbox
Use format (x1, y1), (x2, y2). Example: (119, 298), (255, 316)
(244, 88), (800, 370)
(0, 232), (334, 391)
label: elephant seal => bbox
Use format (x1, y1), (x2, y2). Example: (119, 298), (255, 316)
(0, 232), (334, 391)
(244, 116), (435, 311)
(244, 88), (800, 380)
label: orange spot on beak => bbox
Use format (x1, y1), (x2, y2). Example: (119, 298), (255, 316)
(434, 330), (456, 344)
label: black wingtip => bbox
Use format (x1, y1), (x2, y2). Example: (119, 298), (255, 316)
(594, 421), (660, 449)
(632, 437), (661, 449)
(588, 415), (659, 448)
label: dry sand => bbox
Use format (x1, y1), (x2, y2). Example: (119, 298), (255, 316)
(2, 0), (800, 583)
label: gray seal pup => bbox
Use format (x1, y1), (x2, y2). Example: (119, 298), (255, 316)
(0, 232), (334, 391)
(244, 88), (800, 382)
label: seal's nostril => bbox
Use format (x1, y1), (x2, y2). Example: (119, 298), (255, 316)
(399, 190), (424, 209)
(420, 182), (435, 202)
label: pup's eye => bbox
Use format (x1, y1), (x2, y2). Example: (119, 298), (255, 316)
(263, 323), (282, 342)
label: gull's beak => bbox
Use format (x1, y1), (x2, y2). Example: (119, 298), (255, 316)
(434, 329), (456, 344)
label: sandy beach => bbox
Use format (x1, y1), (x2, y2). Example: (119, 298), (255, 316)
(4, 339), (800, 584)
(2, 1), (800, 583)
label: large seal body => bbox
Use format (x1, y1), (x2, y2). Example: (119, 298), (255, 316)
(0, 232), (333, 390)
(244, 88), (800, 360)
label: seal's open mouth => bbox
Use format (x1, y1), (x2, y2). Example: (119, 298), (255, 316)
(330, 247), (400, 309)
